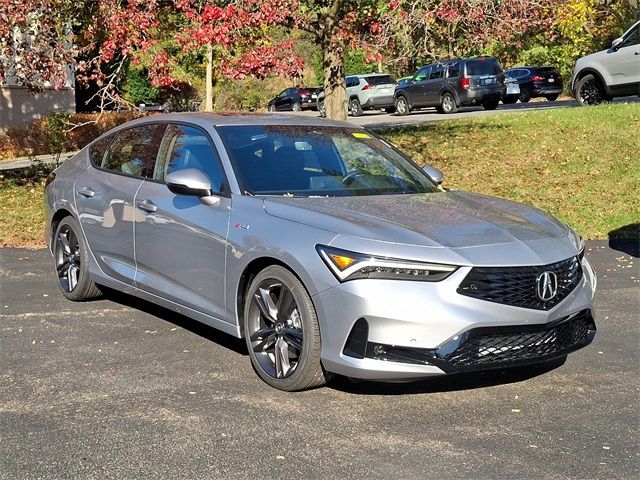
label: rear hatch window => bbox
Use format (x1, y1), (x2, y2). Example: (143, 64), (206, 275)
(466, 59), (502, 76)
(365, 75), (396, 86)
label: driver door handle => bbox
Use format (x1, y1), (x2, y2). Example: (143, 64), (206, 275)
(136, 199), (157, 213)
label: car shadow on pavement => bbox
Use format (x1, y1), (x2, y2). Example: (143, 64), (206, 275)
(608, 224), (639, 258)
(329, 357), (566, 396)
(101, 287), (249, 356)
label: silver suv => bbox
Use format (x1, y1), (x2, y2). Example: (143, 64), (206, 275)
(318, 74), (397, 117)
(572, 21), (640, 105)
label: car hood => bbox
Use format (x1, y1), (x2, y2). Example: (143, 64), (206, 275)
(264, 192), (573, 263)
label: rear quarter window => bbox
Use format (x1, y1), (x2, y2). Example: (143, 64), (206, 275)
(89, 134), (116, 167)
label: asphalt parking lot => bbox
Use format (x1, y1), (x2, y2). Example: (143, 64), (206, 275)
(1, 241), (638, 479)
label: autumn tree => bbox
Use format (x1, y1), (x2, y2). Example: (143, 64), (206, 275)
(295, 1), (386, 120)
(0, 0), (76, 89)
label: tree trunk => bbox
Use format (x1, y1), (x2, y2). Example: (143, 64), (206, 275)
(322, 33), (346, 121)
(205, 42), (213, 112)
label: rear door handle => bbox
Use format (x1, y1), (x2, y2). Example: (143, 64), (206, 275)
(136, 199), (157, 213)
(76, 186), (95, 198)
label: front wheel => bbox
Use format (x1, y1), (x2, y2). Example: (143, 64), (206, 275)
(318, 102), (326, 118)
(53, 216), (102, 301)
(395, 96), (410, 116)
(243, 266), (330, 391)
(349, 98), (363, 117)
(268, 104), (276, 112)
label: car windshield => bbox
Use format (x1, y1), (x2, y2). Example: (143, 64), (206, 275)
(217, 125), (438, 197)
(466, 59), (502, 76)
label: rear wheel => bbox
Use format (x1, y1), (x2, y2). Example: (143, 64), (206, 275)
(575, 74), (608, 106)
(385, 106), (396, 114)
(349, 98), (363, 117)
(482, 99), (499, 110)
(243, 266), (330, 391)
(545, 94), (559, 101)
(292, 101), (302, 112)
(519, 89), (531, 103)
(440, 92), (457, 114)
(395, 96), (410, 116)
(53, 216), (102, 301)
(502, 96), (518, 104)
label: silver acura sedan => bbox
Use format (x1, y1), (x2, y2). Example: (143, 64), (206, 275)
(44, 113), (597, 391)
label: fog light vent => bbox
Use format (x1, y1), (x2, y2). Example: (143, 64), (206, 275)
(343, 318), (369, 359)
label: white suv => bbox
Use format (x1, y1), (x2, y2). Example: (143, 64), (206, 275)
(572, 21), (640, 105)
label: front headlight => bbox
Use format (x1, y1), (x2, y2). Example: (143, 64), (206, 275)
(316, 245), (457, 282)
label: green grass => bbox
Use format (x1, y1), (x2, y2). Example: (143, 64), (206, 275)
(383, 103), (640, 239)
(0, 104), (638, 248)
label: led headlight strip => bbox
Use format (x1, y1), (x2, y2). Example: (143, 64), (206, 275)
(316, 245), (457, 282)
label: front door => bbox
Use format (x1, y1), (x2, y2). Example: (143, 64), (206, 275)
(406, 66), (431, 107)
(607, 25), (640, 88)
(134, 123), (231, 321)
(76, 124), (164, 284)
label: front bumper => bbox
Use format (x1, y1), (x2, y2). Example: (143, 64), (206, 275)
(313, 257), (597, 381)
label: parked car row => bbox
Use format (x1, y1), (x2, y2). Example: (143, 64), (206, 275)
(268, 21), (639, 117)
(314, 57), (564, 118)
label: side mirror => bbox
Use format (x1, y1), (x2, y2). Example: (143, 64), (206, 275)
(166, 168), (213, 197)
(611, 37), (623, 50)
(423, 165), (444, 185)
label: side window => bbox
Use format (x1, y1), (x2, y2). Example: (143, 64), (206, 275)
(447, 63), (460, 78)
(621, 26), (639, 47)
(414, 67), (430, 82)
(346, 77), (357, 88)
(158, 124), (226, 193)
(89, 134), (116, 167)
(429, 65), (443, 80)
(102, 124), (165, 178)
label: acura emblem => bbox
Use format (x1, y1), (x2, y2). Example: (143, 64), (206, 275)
(536, 271), (558, 301)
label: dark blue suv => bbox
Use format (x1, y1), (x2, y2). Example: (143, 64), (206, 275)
(394, 57), (506, 115)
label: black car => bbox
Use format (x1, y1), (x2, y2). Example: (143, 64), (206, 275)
(268, 87), (321, 112)
(505, 67), (563, 103)
(394, 57), (506, 115)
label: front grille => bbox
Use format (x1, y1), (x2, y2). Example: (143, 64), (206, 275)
(445, 310), (594, 370)
(457, 256), (582, 310)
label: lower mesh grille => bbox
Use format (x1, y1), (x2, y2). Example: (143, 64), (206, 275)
(445, 310), (593, 369)
(365, 309), (596, 372)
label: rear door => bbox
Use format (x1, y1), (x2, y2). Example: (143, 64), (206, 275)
(424, 64), (445, 105)
(133, 123), (231, 321)
(76, 124), (165, 284)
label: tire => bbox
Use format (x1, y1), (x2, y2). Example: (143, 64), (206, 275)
(482, 99), (499, 110)
(502, 96), (518, 104)
(243, 265), (330, 391)
(575, 74), (608, 106)
(349, 98), (363, 117)
(292, 101), (301, 112)
(318, 102), (326, 118)
(519, 89), (531, 103)
(440, 92), (457, 114)
(395, 96), (410, 116)
(385, 106), (396, 114)
(268, 104), (276, 112)
(53, 216), (102, 301)
(545, 94), (559, 101)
